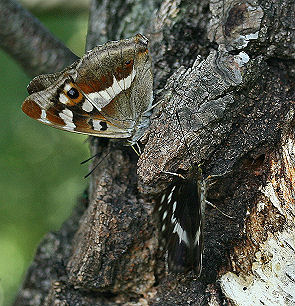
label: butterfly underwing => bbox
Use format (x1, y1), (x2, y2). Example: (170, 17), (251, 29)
(154, 168), (207, 274)
(22, 34), (153, 145)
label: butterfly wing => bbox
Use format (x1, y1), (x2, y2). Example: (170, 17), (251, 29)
(155, 177), (206, 275)
(22, 69), (131, 138)
(74, 34), (153, 142)
(22, 34), (153, 143)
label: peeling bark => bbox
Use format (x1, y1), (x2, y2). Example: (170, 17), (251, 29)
(9, 0), (295, 305)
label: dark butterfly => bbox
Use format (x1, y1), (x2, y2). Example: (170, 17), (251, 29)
(154, 167), (207, 275)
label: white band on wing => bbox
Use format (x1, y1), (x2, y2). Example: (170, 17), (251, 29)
(86, 68), (136, 111)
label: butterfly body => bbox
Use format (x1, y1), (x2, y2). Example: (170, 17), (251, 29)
(22, 34), (153, 145)
(155, 169), (207, 274)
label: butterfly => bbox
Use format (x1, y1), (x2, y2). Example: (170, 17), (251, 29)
(154, 167), (207, 275)
(152, 110), (230, 275)
(21, 34), (153, 146)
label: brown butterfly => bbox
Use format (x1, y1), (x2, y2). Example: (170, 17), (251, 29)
(22, 34), (153, 145)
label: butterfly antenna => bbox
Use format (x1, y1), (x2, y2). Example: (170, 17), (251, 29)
(84, 151), (111, 178)
(80, 152), (101, 165)
(205, 200), (234, 219)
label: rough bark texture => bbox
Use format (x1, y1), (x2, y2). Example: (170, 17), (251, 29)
(9, 0), (295, 305)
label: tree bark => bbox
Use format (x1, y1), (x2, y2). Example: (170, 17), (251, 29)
(8, 0), (295, 305)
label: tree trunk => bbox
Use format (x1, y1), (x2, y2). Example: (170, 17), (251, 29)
(6, 0), (295, 305)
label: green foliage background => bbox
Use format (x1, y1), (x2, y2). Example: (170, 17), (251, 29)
(0, 8), (89, 305)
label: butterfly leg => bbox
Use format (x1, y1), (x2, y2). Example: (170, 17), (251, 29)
(131, 144), (140, 156)
(162, 170), (185, 180)
(205, 200), (233, 219)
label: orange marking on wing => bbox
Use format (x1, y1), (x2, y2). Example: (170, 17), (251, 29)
(115, 59), (133, 81)
(64, 82), (84, 106)
(77, 74), (113, 93)
(91, 113), (108, 121)
(74, 117), (91, 129)
(22, 99), (42, 119)
(64, 98), (75, 107)
(46, 107), (65, 125)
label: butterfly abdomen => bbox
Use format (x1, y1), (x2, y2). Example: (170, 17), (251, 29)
(155, 176), (206, 274)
